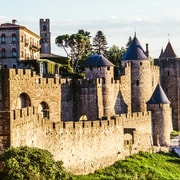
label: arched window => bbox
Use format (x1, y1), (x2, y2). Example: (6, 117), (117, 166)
(43, 25), (47, 31)
(12, 33), (17, 42)
(1, 34), (6, 43)
(1, 48), (6, 57)
(38, 101), (49, 119)
(18, 93), (31, 108)
(12, 48), (17, 57)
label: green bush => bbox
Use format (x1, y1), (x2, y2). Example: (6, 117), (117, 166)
(170, 130), (180, 139)
(0, 146), (71, 180)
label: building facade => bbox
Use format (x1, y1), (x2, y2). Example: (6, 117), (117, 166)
(0, 20), (40, 68)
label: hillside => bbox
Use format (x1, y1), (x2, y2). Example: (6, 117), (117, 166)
(73, 151), (180, 180)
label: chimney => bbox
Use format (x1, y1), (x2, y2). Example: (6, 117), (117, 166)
(12, 19), (17, 24)
(146, 43), (149, 58)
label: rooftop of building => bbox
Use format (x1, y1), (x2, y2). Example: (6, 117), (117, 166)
(0, 19), (40, 38)
(147, 84), (170, 104)
(122, 35), (148, 61)
(159, 41), (177, 58)
(84, 54), (114, 67)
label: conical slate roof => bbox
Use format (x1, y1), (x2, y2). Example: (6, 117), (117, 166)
(84, 54), (114, 67)
(160, 42), (177, 58)
(147, 84), (170, 104)
(159, 48), (164, 58)
(122, 36), (148, 60)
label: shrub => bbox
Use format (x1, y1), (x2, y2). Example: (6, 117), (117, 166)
(0, 146), (71, 180)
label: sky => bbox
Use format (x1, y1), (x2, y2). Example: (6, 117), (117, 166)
(1, 0), (180, 57)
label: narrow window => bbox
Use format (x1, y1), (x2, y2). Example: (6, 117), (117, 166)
(12, 48), (17, 57)
(43, 25), (47, 31)
(152, 80), (154, 86)
(107, 66), (110, 71)
(12, 33), (17, 43)
(1, 48), (6, 57)
(168, 71), (170, 76)
(1, 34), (6, 43)
(136, 80), (139, 86)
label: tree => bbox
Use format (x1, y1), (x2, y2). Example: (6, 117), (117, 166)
(55, 34), (70, 58)
(107, 45), (126, 78)
(0, 146), (71, 180)
(77, 29), (92, 57)
(107, 45), (126, 66)
(92, 30), (108, 55)
(55, 30), (91, 72)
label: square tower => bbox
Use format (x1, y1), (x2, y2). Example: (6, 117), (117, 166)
(39, 19), (51, 54)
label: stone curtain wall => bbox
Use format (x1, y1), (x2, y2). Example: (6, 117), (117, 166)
(10, 107), (124, 174)
(9, 107), (153, 175)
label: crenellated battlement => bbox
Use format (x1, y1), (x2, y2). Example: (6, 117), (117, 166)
(8, 106), (151, 133)
(0, 69), (62, 89)
(150, 64), (159, 71)
(118, 111), (151, 121)
(6, 68), (36, 79)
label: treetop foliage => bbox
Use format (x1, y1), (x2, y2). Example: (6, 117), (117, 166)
(92, 30), (108, 55)
(55, 29), (128, 75)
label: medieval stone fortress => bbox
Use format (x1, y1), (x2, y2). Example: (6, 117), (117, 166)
(0, 19), (179, 174)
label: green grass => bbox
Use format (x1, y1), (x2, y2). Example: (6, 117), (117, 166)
(72, 152), (180, 180)
(171, 130), (180, 139)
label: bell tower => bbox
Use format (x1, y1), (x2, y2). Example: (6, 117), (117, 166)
(39, 19), (51, 54)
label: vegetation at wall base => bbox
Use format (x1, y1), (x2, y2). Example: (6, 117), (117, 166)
(170, 130), (180, 139)
(0, 146), (71, 180)
(73, 151), (180, 180)
(1, 147), (180, 180)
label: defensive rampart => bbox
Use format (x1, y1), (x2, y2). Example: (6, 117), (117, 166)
(0, 107), (153, 174)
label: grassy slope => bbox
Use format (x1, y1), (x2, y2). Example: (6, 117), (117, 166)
(73, 152), (180, 180)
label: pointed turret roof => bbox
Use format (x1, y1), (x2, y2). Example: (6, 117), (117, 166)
(159, 48), (164, 58)
(160, 42), (177, 58)
(122, 36), (148, 61)
(147, 84), (170, 104)
(84, 54), (114, 67)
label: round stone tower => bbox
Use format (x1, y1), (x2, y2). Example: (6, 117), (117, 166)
(147, 84), (172, 146)
(121, 35), (152, 112)
(84, 54), (115, 118)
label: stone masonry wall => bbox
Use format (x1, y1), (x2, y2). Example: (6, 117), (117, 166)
(2, 69), (61, 122)
(159, 59), (180, 130)
(72, 79), (100, 121)
(148, 104), (172, 146)
(9, 107), (152, 175)
(118, 62), (131, 113)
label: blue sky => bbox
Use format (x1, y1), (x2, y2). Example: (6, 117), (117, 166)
(1, 0), (180, 57)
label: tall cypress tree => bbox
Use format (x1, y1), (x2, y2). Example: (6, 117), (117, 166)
(92, 30), (108, 55)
